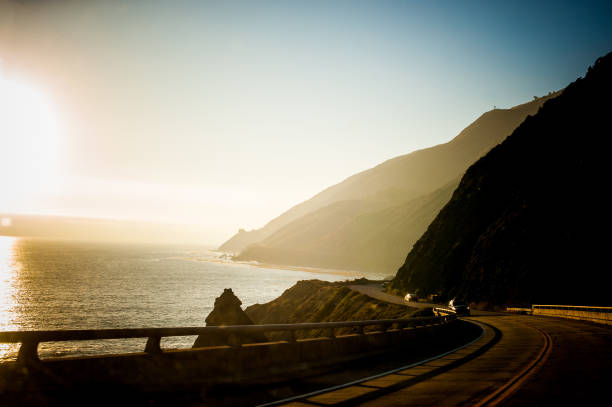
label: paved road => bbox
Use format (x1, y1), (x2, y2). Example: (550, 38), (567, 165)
(349, 284), (508, 317)
(264, 285), (612, 406)
(499, 316), (611, 406)
(348, 284), (436, 309)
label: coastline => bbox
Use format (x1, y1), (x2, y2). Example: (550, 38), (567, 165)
(200, 257), (365, 279)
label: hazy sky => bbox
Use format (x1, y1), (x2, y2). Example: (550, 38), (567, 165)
(1, 0), (611, 244)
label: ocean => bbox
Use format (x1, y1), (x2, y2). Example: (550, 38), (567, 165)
(0, 236), (367, 362)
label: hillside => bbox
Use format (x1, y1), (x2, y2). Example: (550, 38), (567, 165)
(245, 279), (417, 338)
(228, 93), (559, 274)
(390, 53), (612, 307)
(221, 95), (558, 255)
(236, 179), (458, 274)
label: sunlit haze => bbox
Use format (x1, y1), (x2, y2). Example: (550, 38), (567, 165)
(1, 0), (611, 245)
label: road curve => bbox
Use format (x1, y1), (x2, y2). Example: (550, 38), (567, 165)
(348, 284), (436, 309)
(265, 284), (612, 406)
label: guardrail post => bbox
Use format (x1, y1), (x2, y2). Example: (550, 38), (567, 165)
(328, 327), (335, 339)
(286, 330), (296, 343)
(357, 325), (364, 335)
(145, 336), (163, 354)
(17, 339), (40, 363)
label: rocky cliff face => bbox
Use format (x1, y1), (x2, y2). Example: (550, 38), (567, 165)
(390, 52), (612, 307)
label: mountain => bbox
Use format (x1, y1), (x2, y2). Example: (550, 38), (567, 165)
(236, 179), (459, 274)
(390, 52), (612, 307)
(225, 93), (560, 275)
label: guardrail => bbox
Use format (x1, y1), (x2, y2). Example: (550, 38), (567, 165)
(433, 307), (456, 315)
(531, 304), (611, 325)
(0, 315), (455, 363)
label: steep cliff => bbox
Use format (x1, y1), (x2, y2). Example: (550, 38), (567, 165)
(390, 53), (612, 306)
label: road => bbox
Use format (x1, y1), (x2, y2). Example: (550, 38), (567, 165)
(348, 284), (436, 309)
(259, 284), (611, 406)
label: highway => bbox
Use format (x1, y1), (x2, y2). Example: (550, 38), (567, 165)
(254, 284), (611, 406)
(348, 284), (436, 309)
(2, 283), (608, 406)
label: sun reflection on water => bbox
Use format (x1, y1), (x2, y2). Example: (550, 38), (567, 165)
(0, 238), (349, 361)
(0, 236), (20, 360)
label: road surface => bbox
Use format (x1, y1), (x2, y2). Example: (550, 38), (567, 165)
(348, 284), (436, 309)
(256, 284), (612, 406)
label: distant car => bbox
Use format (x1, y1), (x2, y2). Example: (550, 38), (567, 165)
(449, 299), (470, 315)
(404, 293), (418, 302)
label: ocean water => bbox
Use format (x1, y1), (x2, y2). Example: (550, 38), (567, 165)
(0, 236), (363, 362)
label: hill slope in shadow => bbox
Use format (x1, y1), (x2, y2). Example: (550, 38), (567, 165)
(390, 52), (612, 306)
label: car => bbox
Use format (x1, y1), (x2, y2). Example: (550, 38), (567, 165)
(448, 299), (470, 315)
(404, 293), (418, 302)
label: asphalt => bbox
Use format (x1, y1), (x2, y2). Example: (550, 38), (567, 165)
(259, 284), (612, 406)
(348, 284), (434, 309)
(498, 316), (612, 406)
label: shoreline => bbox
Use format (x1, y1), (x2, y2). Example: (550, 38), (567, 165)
(200, 257), (366, 279)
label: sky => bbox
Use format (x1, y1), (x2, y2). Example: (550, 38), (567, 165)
(0, 0), (611, 245)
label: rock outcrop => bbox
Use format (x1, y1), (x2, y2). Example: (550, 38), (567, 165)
(192, 288), (267, 348)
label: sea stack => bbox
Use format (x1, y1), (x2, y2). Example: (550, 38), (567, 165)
(192, 288), (268, 348)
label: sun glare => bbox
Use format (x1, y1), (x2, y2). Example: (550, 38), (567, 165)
(0, 70), (63, 211)
(0, 236), (19, 360)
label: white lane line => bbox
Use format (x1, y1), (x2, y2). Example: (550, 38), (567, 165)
(257, 321), (487, 407)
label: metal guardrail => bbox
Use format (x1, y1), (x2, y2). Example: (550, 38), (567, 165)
(433, 307), (456, 315)
(0, 315), (456, 363)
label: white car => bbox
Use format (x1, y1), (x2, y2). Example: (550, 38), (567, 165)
(404, 293), (418, 302)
